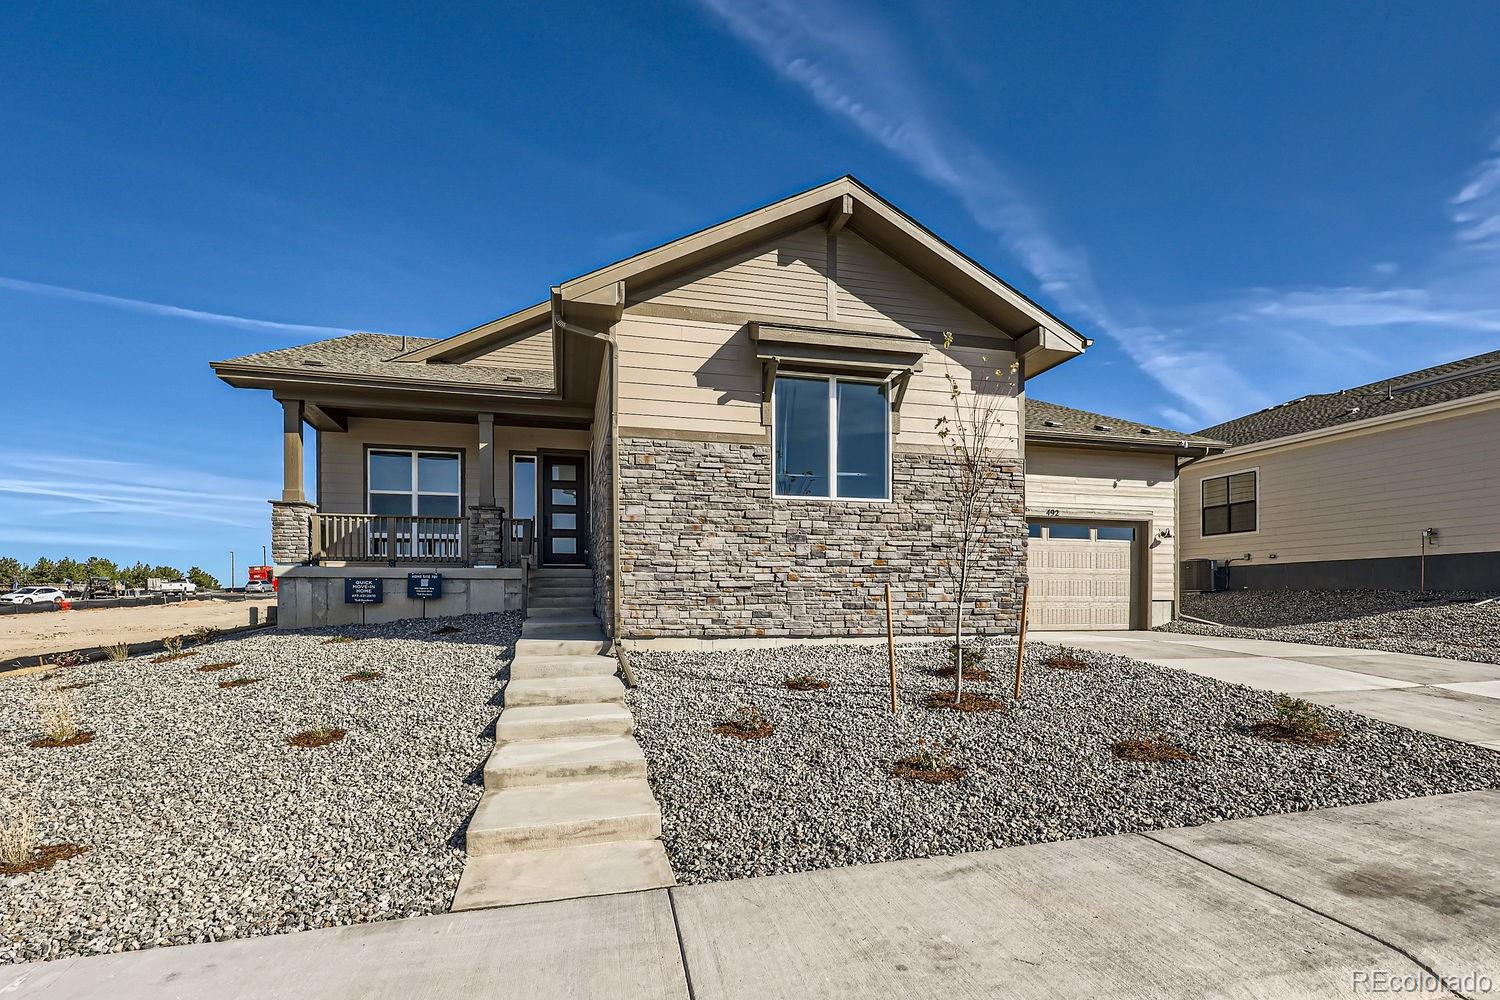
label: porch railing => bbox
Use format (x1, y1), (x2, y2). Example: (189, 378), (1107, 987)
(504, 517), (536, 567)
(311, 514), (465, 564)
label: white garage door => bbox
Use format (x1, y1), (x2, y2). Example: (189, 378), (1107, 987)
(1027, 521), (1136, 631)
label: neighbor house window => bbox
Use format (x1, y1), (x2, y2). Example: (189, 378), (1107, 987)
(1202, 471), (1257, 536)
(367, 450), (462, 517)
(773, 375), (890, 500)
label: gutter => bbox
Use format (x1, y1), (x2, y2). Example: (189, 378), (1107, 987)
(209, 363), (563, 400)
(1026, 429), (1227, 458)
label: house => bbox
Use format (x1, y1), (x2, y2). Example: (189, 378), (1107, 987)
(214, 176), (1214, 637)
(1178, 350), (1500, 591)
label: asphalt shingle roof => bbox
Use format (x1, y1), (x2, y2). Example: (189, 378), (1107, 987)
(1199, 349), (1500, 447)
(1025, 399), (1223, 450)
(215, 333), (555, 390)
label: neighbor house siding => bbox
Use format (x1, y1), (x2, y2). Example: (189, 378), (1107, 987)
(318, 417), (589, 517)
(1178, 402), (1500, 571)
(1025, 444), (1178, 624)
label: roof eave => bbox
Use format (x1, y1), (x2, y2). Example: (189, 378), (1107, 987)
(1025, 428), (1226, 456)
(209, 362), (559, 400)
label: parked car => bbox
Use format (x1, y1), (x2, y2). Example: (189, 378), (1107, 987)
(244, 580), (274, 594)
(158, 580), (199, 594)
(0, 586), (67, 605)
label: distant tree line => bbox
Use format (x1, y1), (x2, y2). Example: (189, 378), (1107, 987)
(0, 556), (220, 592)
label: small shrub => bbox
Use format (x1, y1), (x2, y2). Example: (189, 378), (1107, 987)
(892, 744), (965, 785)
(49, 651), (86, 668)
(713, 705), (773, 740)
(340, 670), (383, 683)
(197, 662), (237, 672)
(288, 727), (347, 749)
(1045, 653), (1090, 671)
(190, 625), (220, 645)
(1249, 696), (1342, 747)
(29, 691), (94, 749)
(0, 801), (37, 868)
(784, 674), (829, 691)
(218, 677), (264, 689)
(322, 636), (356, 645)
(162, 635), (184, 655)
(925, 690), (1007, 713)
(104, 643), (129, 662)
(946, 643), (989, 669)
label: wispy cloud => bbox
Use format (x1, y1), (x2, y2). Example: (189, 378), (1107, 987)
(0, 275), (366, 337)
(1244, 286), (1500, 333)
(692, 0), (1269, 424)
(1451, 134), (1500, 249)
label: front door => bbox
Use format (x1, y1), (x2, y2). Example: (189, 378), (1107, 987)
(540, 455), (587, 566)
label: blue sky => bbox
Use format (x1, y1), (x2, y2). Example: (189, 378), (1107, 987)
(4, 1), (1500, 579)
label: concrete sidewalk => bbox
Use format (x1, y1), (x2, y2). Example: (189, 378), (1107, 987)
(1043, 630), (1500, 750)
(6, 791), (1498, 999)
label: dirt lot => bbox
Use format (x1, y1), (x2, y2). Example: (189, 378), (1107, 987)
(0, 598), (276, 663)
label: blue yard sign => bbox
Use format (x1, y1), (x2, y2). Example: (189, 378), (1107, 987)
(407, 573), (443, 600)
(344, 578), (384, 604)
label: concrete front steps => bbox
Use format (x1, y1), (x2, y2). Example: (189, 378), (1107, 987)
(452, 568), (674, 912)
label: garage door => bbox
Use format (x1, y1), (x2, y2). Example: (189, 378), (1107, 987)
(1026, 521), (1136, 631)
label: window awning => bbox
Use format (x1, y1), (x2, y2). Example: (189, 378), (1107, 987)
(749, 321), (930, 376)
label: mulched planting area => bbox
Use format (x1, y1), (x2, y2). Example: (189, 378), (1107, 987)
(0, 612), (519, 964)
(626, 639), (1500, 885)
(1163, 589), (1500, 663)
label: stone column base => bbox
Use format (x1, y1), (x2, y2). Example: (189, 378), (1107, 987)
(468, 504), (507, 567)
(269, 500), (316, 565)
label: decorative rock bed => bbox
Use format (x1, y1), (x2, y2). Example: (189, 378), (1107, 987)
(625, 640), (1500, 885)
(0, 613), (518, 965)
(1162, 589), (1500, 663)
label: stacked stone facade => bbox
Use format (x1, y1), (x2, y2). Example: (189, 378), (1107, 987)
(269, 500), (315, 565)
(590, 433), (615, 636)
(617, 437), (1026, 638)
(467, 504), (507, 567)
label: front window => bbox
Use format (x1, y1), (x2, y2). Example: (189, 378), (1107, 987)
(367, 450), (462, 517)
(1202, 471), (1257, 536)
(511, 455), (537, 540)
(773, 375), (890, 500)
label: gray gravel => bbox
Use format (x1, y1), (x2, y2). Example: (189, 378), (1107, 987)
(625, 640), (1500, 885)
(0, 612), (518, 965)
(1162, 589), (1500, 664)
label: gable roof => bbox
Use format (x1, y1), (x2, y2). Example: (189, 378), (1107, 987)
(398, 176), (1089, 376)
(213, 333), (554, 391)
(1199, 349), (1500, 447)
(1027, 399), (1225, 455)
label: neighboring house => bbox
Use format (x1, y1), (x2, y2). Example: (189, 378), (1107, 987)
(1178, 350), (1500, 591)
(1022, 400), (1223, 630)
(214, 176), (1208, 637)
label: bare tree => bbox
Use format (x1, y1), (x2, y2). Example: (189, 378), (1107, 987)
(933, 334), (1017, 701)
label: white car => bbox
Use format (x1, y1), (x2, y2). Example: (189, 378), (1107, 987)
(0, 586), (67, 605)
(244, 580), (274, 594)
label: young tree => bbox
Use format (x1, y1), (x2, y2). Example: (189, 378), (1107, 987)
(933, 334), (1018, 702)
(26, 557), (57, 586)
(186, 567), (220, 590)
(0, 556), (22, 591)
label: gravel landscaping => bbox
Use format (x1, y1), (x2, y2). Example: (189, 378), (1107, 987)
(1162, 589), (1500, 663)
(0, 613), (517, 965)
(625, 640), (1500, 885)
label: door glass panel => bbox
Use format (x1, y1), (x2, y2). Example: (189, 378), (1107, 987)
(369, 493), (411, 516)
(551, 513), (576, 529)
(512, 457), (536, 520)
(774, 376), (830, 497)
(1097, 526), (1135, 541)
(551, 537), (577, 554)
(417, 453), (460, 493)
(551, 463), (577, 481)
(835, 380), (888, 499)
(551, 488), (577, 506)
(1049, 523), (1090, 540)
(369, 451), (412, 492)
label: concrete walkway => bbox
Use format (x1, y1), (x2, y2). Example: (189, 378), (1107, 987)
(1042, 630), (1500, 751)
(8, 791), (1498, 999)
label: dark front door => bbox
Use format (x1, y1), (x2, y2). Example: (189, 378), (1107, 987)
(540, 455), (587, 565)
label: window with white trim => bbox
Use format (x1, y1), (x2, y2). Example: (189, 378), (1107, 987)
(1202, 471), (1256, 536)
(367, 449), (462, 517)
(772, 375), (890, 500)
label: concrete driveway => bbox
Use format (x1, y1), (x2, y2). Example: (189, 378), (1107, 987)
(7, 791), (1498, 999)
(1041, 630), (1500, 751)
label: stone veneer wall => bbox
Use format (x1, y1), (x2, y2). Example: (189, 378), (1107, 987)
(269, 500), (315, 565)
(590, 432), (615, 636)
(617, 437), (1026, 638)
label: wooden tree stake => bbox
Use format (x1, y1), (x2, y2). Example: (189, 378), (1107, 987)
(885, 583), (897, 713)
(1013, 584), (1030, 701)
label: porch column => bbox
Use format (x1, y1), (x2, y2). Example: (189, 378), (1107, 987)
(281, 399), (306, 503)
(477, 413), (496, 506)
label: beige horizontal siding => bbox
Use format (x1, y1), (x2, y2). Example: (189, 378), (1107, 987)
(1025, 445), (1178, 615)
(1178, 403), (1500, 566)
(834, 231), (999, 337)
(466, 326), (554, 373)
(318, 417), (589, 516)
(632, 227), (829, 321)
